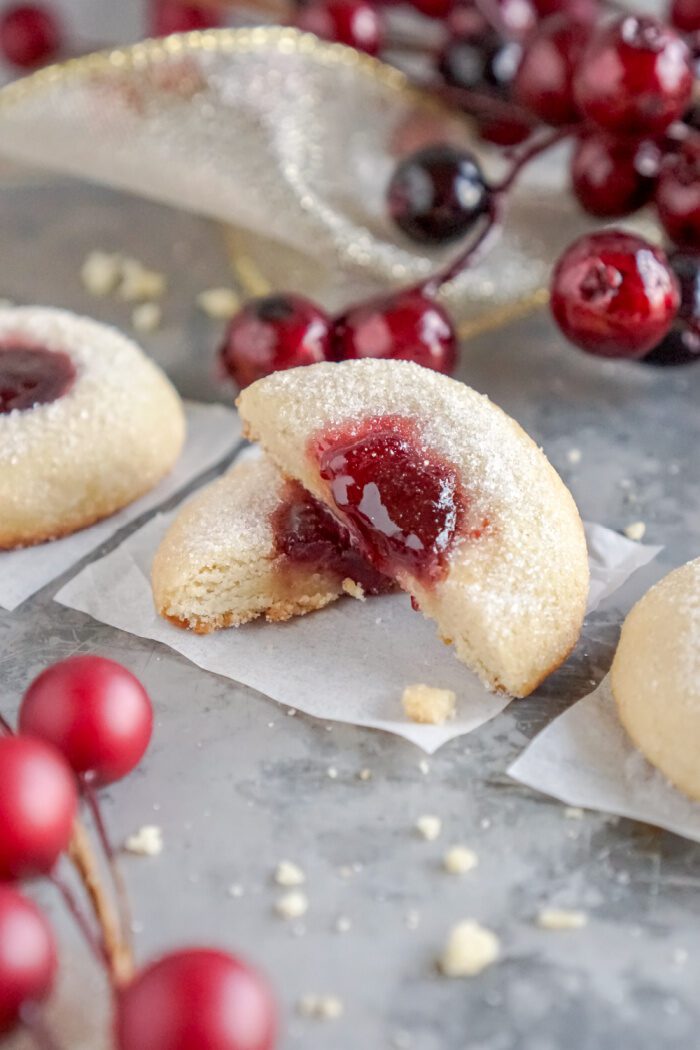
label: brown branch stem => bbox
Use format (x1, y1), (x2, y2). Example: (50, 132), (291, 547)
(82, 781), (134, 965)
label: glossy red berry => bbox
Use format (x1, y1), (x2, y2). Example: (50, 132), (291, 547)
(150, 0), (222, 34)
(388, 145), (488, 245)
(0, 736), (77, 881)
(439, 28), (522, 96)
(296, 0), (383, 55)
(115, 949), (277, 1050)
(333, 291), (457, 374)
(670, 0), (700, 34)
(571, 133), (661, 218)
(0, 887), (57, 1034)
(574, 16), (693, 135)
(656, 138), (700, 249)
(408, 0), (456, 19)
(0, 4), (60, 68)
(531, 0), (598, 22)
(19, 656), (153, 787)
(514, 15), (591, 125)
(220, 294), (332, 389)
(550, 230), (680, 358)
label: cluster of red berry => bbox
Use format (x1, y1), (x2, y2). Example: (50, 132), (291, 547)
(0, 655), (276, 1050)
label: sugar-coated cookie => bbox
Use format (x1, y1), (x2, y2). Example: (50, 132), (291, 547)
(152, 453), (391, 632)
(238, 359), (589, 697)
(0, 307), (185, 548)
(611, 557), (700, 800)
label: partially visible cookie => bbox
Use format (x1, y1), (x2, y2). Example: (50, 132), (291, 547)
(152, 454), (391, 633)
(0, 307), (185, 548)
(611, 557), (700, 800)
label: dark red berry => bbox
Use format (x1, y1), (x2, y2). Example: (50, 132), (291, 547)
(408, 0), (456, 19)
(150, 0), (221, 34)
(296, 0), (383, 55)
(670, 0), (700, 34)
(571, 133), (661, 218)
(531, 0), (598, 22)
(388, 145), (488, 245)
(220, 294), (332, 389)
(641, 326), (700, 366)
(670, 249), (700, 334)
(0, 736), (77, 881)
(19, 656), (153, 787)
(0, 4), (60, 68)
(439, 28), (522, 97)
(314, 416), (467, 584)
(0, 887), (56, 1034)
(333, 291), (457, 374)
(0, 346), (76, 415)
(550, 230), (680, 358)
(574, 16), (693, 134)
(656, 138), (700, 248)
(115, 949), (277, 1050)
(514, 15), (591, 125)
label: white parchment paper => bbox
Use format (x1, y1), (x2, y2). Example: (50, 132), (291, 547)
(0, 403), (242, 612)
(55, 511), (660, 752)
(509, 677), (700, 844)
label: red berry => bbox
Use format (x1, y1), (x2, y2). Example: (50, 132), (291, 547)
(550, 230), (680, 358)
(670, 0), (700, 34)
(574, 16), (693, 135)
(641, 326), (700, 366)
(220, 294), (332, 389)
(295, 0), (383, 55)
(388, 145), (488, 245)
(150, 0), (222, 34)
(670, 249), (700, 335)
(656, 138), (700, 249)
(115, 949), (277, 1050)
(333, 291), (457, 374)
(0, 887), (56, 1034)
(19, 656), (153, 787)
(532, 0), (598, 21)
(0, 736), (77, 881)
(571, 133), (661, 218)
(0, 4), (60, 68)
(408, 0), (456, 19)
(514, 15), (591, 125)
(439, 28), (522, 96)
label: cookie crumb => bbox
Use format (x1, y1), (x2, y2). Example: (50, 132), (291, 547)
(623, 521), (646, 541)
(275, 891), (309, 920)
(402, 684), (456, 725)
(335, 916), (352, 934)
(81, 251), (122, 297)
(124, 825), (163, 857)
(228, 883), (244, 898)
(536, 908), (588, 930)
(327, 766), (338, 779)
(564, 806), (585, 819)
(297, 995), (344, 1020)
(358, 768), (372, 781)
(416, 815), (442, 841)
(342, 578), (366, 601)
(197, 287), (239, 319)
(566, 448), (582, 465)
(438, 920), (500, 977)
(131, 302), (162, 333)
(119, 258), (167, 301)
(274, 861), (305, 887)
(443, 846), (478, 875)
(418, 759), (430, 776)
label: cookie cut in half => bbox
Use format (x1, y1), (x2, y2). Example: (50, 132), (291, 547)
(611, 557), (700, 801)
(0, 307), (185, 548)
(238, 359), (589, 697)
(152, 453), (392, 633)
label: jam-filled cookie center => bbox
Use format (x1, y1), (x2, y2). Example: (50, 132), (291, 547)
(0, 346), (77, 414)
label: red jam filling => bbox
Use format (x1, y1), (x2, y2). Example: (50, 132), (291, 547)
(273, 480), (393, 595)
(0, 346), (76, 414)
(312, 416), (469, 586)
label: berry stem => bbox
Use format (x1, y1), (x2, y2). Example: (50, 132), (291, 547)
(68, 820), (134, 986)
(20, 1004), (64, 1050)
(49, 870), (110, 972)
(431, 82), (539, 130)
(418, 193), (504, 298)
(81, 779), (135, 966)
(493, 123), (581, 194)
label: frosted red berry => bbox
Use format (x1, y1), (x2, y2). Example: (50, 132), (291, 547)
(20, 656), (153, 787)
(388, 145), (488, 245)
(571, 133), (660, 218)
(550, 230), (680, 358)
(333, 291), (457, 374)
(0, 887), (57, 1034)
(514, 15), (591, 125)
(574, 16), (693, 134)
(0, 4), (61, 68)
(150, 0), (221, 35)
(670, 0), (700, 33)
(115, 949), (277, 1050)
(220, 294), (332, 389)
(0, 736), (77, 881)
(655, 138), (700, 249)
(296, 0), (383, 55)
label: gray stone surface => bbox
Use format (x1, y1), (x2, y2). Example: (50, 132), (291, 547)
(2, 174), (700, 1050)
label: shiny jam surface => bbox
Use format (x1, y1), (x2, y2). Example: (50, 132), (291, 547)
(273, 480), (393, 595)
(0, 346), (76, 414)
(312, 416), (470, 585)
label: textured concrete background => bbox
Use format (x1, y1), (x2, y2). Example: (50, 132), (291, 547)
(1, 171), (699, 1050)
